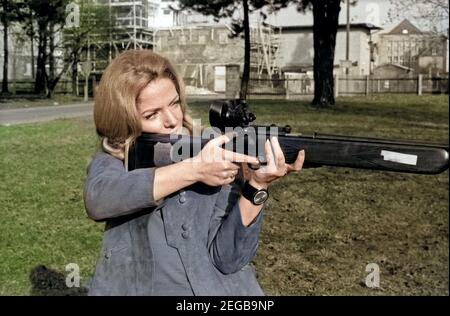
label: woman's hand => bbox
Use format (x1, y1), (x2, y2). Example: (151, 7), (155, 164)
(190, 134), (259, 187)
(243, 137), (305, 189)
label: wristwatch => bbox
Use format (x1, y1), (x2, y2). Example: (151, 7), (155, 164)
(242, 181), (269, 205)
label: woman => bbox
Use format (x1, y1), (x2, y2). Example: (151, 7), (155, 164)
(84, 49), (305, 295)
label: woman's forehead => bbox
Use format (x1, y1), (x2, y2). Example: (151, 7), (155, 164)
(138, 78), (178, 110)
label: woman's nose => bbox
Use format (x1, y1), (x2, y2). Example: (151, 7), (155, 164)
(163, 109), (178, 128)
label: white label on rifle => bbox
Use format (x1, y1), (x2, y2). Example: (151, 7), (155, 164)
(381, 150), (418, 166)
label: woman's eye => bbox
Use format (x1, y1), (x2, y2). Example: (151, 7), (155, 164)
(171, 101), (181, 107)
(144, 113), (156, 120)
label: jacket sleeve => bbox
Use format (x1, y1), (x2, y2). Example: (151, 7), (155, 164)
(83, 152), (158, 221)
(207, 181), (265, 275)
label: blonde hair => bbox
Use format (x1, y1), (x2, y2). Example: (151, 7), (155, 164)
(94, 49), (193, 161)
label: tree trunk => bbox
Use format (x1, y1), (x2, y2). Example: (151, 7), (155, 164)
(47, 24), (55, 98)
(34, 24), (47, 95)
(311, 0), (341, 107)
(30, 33), (35, 79)
(49, 24), (55, 82)
(239, 0), (250, 100)
(71, 51), (78, 96)
(1, 16), (9, 94)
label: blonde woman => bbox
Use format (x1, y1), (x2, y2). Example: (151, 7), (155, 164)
(84, 49), (305, 295)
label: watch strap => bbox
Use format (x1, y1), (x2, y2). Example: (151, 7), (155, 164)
(242, 181), (269, 205)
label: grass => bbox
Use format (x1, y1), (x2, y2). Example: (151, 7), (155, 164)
(0, 94), (448, 295)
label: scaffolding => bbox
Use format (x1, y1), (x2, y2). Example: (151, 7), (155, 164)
(107, 0), (155, 52)
(250, 24), (282, 79)
(80, 0), (156, 75)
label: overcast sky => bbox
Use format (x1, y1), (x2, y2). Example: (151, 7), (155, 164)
(251, 0), (447, 33)
(262, 0), (387, 25)
(185, 0), (448, 33)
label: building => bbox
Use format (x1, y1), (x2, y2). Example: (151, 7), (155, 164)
(377, 19), (448, 76)
(277, 23), (382, 76)
(0, 25), (34, 82)
(154, 23), (281, 93)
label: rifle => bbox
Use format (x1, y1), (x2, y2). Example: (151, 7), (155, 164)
(127, 100), (449, 175)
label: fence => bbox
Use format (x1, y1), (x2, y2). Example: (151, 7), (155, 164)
(5, 75), (449, 98)
(3, 77), (98, 96)
(248, 75), (449, 99)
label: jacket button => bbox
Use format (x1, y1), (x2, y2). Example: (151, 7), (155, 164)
(182, 231), (189, 239)
(179, 196), (186, 204)
(181, 224), (188, 231)
(179, 190), (186, 196)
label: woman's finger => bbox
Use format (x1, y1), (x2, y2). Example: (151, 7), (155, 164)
(224, 161), (240, 171)
(222, 174), (235, 185)
(271, 137), (285, 168)
(222, 149), (259, 164)
(287, 150), (306, 173)
(208, 132), (236, 147)
(264, 139), (275, 169)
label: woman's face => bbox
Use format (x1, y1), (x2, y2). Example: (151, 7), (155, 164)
(137, 77), (184, 134)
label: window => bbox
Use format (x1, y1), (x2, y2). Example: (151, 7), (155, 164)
(163, 9), (171, 15)
(219, 32), (228, 44)
(393, 56), (398, 63)
(411, 41), (416, 54)
(198, 35), (206, 44)
(179, 35), (187, 45)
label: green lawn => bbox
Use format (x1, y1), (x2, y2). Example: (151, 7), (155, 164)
(0, 94), (448, 295)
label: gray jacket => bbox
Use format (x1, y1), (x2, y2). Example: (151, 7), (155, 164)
(83, 152), (265, 296)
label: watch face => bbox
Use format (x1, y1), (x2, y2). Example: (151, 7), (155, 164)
(253, 190), (269, 205)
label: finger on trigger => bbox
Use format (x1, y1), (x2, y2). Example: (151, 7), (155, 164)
(223, 149), (259, 164)
(210, 134), (229, 147)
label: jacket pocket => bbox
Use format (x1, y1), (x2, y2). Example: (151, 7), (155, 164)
(89, 223), (135, 295)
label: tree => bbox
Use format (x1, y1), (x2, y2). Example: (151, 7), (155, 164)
(18, 2), (37, 79)
(63, 0), (112, 96)
(255, 0), (344, 106)
(177, 0), (254, 100)
(305, 0), (341, 106)
(0, 0), (22, 94)
(179, 0), (344, 106)
(24, 0), (69, 97)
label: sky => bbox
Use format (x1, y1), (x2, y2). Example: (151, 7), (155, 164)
(243, 0), (448, 34)
(179, 0), (448, 34)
